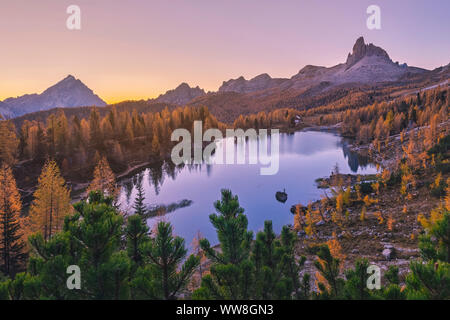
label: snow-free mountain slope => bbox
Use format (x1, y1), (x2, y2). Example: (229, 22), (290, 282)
(1, 75), (106, 118)
(153, 83), (206, 105)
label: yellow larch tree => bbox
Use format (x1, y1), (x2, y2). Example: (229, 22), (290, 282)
(360, 206), (366, 222)
(387, 215), (395, 231)
(326, 232), (346, 264)
(191, 230), (207, 287)
(88, 156), (119, 199)
(0, 164), (27, 277)
(304, 204), (316, 237)
(293, 204), (304, 232)
(28, 160), (72, 241)
(336, 193), (344, 214)
(0, 119), (19, 166)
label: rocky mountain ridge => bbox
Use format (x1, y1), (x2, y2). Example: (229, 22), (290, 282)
(1, 75), (106, 118)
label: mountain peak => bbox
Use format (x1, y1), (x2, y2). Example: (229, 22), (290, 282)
(251, 73), (272, 81)
(56, 74), (79, 85)
(43, 75), (92, 95)
(155, 83), (206, 105)
(219, 73), (288, 93)
(353, 36), (366, 52)
(176, 82), (191, 90)
(1, 75), (106, 118)
(346, 36), (391, 68)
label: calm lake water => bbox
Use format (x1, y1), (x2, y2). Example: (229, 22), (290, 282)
(118, 130), (377, 245)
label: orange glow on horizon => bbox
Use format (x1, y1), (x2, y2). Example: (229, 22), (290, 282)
(1, 1), (448, 105)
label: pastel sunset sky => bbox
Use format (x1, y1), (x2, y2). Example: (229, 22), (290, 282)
(1, 0), (449, 103)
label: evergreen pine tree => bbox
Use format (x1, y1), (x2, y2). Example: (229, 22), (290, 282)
(251, 222), (309, 299)
(133, 178), (147, 217)
(406, 201), (450, 299)
(126, 214), (149, 267)
(134, 221), (199, 299)
(380, 266), (406, 300)
(194, 189), (254, 300)
(26, 192), (130, 299)
(342, 258), (373, 300)
(405, 260), (450, 299)
(200, 189), (252, 265)
(279, 225), (309, 299)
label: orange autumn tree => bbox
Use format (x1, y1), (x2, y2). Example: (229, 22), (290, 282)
(88, 156), (119, 199)
(0, 164), (27, 277)
(28, 160), (72, 241)
(314, 232), (347, 297)
(0, 118), (19, 166)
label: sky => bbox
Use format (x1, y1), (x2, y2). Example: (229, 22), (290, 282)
(0, 0), (449, 103)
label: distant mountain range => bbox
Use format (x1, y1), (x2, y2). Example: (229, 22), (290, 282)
(187, 37), (448, 121)
(154, 37), (432, 103)
(1, 37), (448, 121)
(218, 36), (427, 94)
(0, 75), (106, 118)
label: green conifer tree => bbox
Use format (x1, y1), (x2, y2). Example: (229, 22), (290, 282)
(133, 178), (147, 217)
(133, 221), (199, 300)
(126, 214), (149, 267)
(25, 192), (130, 299)
(194, 189), (254, 299)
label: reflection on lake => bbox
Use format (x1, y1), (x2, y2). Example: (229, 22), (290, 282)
(118, 130), (377, 245)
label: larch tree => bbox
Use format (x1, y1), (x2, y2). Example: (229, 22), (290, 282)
(88, 156), (119, 199)
(55, 111), (69, 155)
(151, 128), (160, 156)
(46, 114), (58, 157)
(314, 244), (345, 299)
(0, 164), (27, 277)
(0, 119), (19, 166)
(192, 230), (206, 281)
(28, 160), (72, 241)
(88, 108), (102, 148)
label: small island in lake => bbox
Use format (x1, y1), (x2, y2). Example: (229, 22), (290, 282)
(143, 199), (193, 218)
(275, 189), (288, 203)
